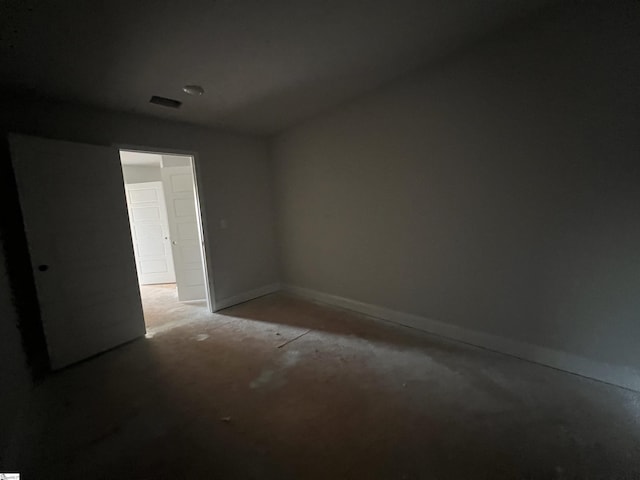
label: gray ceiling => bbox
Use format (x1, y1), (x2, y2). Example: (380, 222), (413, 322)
(1, 0), (550, 135)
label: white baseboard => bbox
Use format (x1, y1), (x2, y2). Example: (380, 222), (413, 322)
(284, 284), (640, 392)
(214, 283), (281, 311)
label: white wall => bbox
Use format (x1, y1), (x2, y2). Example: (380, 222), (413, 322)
(274, 0), (640, 386)
(162, 154), (191, 167)
(121, 165), (161, 184)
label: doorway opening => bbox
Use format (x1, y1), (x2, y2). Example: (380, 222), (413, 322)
(119, 149), (212, 330)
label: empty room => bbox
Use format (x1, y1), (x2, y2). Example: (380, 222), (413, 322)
(1, 0), (639, 478)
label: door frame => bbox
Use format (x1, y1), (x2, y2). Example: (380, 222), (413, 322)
(116, 144), (216, 312)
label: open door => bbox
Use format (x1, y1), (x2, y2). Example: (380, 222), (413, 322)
(161, 165), (207, 301)
(9, 134), (146, 370)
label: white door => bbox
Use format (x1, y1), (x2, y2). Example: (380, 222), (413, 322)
(161, 166), (206, 301)
(9, 134), (146, 370)
(125, 182), (176, 285)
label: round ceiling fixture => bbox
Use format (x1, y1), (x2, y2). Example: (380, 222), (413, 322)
(182, 85), (205, 96)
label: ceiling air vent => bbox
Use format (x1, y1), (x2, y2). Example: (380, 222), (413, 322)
(149, 95), (182, 109)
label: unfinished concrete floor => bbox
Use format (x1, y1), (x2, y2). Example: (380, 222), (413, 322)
(4, 289), (640, 479)
(139, 283), (208, 330)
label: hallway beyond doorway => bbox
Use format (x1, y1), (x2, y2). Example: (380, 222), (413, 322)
(140, 283), (208, 331)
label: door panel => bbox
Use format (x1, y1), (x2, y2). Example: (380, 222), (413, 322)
(124, 181), (176, 285)
(161, 165), (206, 301)
(9, 134), (146, 370)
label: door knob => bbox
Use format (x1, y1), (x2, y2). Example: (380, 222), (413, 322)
(38, 264), (49, 272)
(172, 241), (178, 245)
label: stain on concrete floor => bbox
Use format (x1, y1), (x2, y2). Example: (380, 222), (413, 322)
(3, 289), (640, 479)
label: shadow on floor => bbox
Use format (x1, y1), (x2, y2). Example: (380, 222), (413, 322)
(219, 292), (466, 356)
